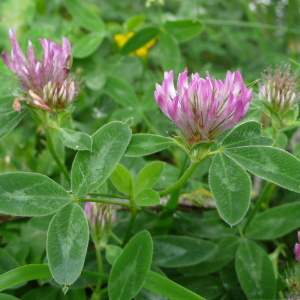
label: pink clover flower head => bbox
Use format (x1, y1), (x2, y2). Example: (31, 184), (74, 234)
(2, 28), (78, 113)
(154, 68), (252, 145)
(294, 231), (300, 263)
(259, 64), (300, 115)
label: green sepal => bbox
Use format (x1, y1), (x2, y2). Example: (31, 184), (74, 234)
(261, 101), (283, 129)
(189, 141), (214, 162)
(282, 105), (299, 127)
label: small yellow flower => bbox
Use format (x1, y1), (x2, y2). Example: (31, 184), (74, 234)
(114, 31), (156, 58)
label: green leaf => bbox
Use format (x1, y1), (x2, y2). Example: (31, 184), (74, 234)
(136, 161), (165, 194)
(0, 106), (27, 141)
(217, 121), (274, 148)
(245, 202), (300, 240)
(159, 32), (180, 72)
(47, 203), (89, 286)
(0, 248), (21, 275)
(72, 32), (104, 58)
(111, 107), (142, 126)
(65, 0), (105, 32)
(121, 27), (160, 55)
(164, 20), (203, 42)
(124, 134), (174, 157)
(104, 76), (140, 107)
(108, 231), (153, 300)
(125, 14), (145, 31)
(143, 271), (206, 300)
(225, 146), (300, 193)
(0, 294), (19, 300)
(59, 128), (92, 151)
(84, 69), (106, 91)
(152, 236), (216, 268)
(209, 153), (251, 226)
(179, 236), (240, 275)
(174, 276), (225, 300)
(110, 164), (134, 196)
(105, 245), (122, 265)
(135, 189), (160, 206)
(0, 265), (51, 292)
(235, 239), (276, 299)
(0, 172), (72, 216)
(71, 121), (132, 197)
(0, 264), (106, 292)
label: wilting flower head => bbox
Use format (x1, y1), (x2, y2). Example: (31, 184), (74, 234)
(259, 65), (299, 115)
(154, 69), (252, 145)
(2, 29), (79, 113)
(294, 231), (300, 263)
(84, 202), (116, 239)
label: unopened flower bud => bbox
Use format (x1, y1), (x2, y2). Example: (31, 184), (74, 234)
(294, 231), (300, 263)
(259, 65), (299, 115)
(84, 202), (116, 242)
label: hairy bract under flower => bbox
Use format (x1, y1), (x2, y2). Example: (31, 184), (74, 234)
(154, 68), (253, 145)
(2, 28), (79, 113)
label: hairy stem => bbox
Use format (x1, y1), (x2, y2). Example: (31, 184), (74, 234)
(122, 213), (137, 247)
(243, 182), (274, 232)
(44, 127), (70, 183)
(159, 161), (199, 197)
(79, 198), (130, 209)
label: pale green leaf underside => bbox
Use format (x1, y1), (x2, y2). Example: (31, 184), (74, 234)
(235, 239), (276, 299)
(0, 108), (27, 141)
(135, 189), (160, 206)
(209, 153), (251, 226)
(47, 203), (89, 285)
(59, 128), (93, 151)
(108, 231), (153, 300)
(218, 121), (273, 148)
(152, 235), (216, 268)
(110, 164), (134, 196)
(0, 172), (72, 216)
(245, 202), (300, 240)
(136, 161), (164, 194)
(71, 121), (132, 197)
(124, 134), (174, 157)
(225, 146), (300, 192)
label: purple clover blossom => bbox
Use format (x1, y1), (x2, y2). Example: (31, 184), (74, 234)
(154, 69), (253, 145)
(294, 231), (300, 263)
(2, 29), (78, 113)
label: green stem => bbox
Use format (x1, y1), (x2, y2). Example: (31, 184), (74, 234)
(94, 244), (103, 298)
(79, 198), (130, 209)
(87, 193), (129, 200)
(144, 271), (207, 300)
(243, 182), (275, 232)
(237, 224), (245, 238)
(122, 213), (137, 247)
(159, 161), (199, 197)
(44, 127), (70, 183)
(110, 232), (123, 245)
(272, 127), (279, 147)
(139, 58), (147, 98)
